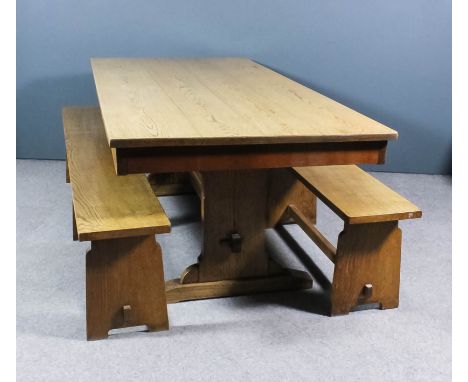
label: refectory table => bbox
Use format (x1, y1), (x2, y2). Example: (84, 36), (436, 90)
(91, 57), (397, 303)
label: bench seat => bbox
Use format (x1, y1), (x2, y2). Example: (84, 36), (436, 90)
(63, 106), (170, 340)
(63, 107), (170, 241)
(292, 165), (421, 224)
(289, 165), (421, 316)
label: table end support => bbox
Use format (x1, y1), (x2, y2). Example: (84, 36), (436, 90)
(165, 266), (312, 304)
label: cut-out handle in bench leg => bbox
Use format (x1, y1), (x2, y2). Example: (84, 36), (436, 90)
(86, 235), (169, 340)
(331, 221), (402, 316)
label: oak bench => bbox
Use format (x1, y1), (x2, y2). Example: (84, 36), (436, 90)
(288, 165), (422, 316)
(63, 107), (171, 340)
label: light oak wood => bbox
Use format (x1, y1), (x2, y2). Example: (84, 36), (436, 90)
(286, 205), (336, 262)
(147, 172), (194, 196)
(293, 165), (422, 224)
(286, 165), (421, 315)
(198, 170), (271, 281)
(91, 57), (397, 148)
(112, 141), (388, 175)
(91, 58), (392, 175)
(165, 169), (313, 302)
(331, 222), (402, 315)
(166, 269), (312, 304)
(63, 107), (171, 241)
(86, 235), (169, 340)
(189, 171), (204, 200)
(266, 168), (317, 227)
(72, 203), (78, 241)
(195, 169), (317, 281)
(279, 210), (404, 315)
(64, 107), (171, 340)
(282, 203), (403, 314)
(65, 157), (70, 183)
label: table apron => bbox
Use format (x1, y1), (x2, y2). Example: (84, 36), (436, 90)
(111, 141), (387, 175)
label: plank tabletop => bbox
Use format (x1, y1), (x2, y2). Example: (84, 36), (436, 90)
(91, 57), (397, 149)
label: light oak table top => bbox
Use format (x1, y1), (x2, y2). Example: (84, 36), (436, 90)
(91, 57), (397, 149)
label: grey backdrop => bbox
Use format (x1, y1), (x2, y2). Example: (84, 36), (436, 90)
(17, 0), (451, 174)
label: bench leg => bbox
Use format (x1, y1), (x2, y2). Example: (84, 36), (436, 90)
(86, 235), (169, 340)
(330, 221), (402, 316)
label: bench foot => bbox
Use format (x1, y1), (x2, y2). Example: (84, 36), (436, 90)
(330, 221), (402, 316)
(86, 235), (169, 340)
(379, 298), (400, 310)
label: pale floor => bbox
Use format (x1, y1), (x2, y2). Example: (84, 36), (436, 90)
(16, 160), (451, 382)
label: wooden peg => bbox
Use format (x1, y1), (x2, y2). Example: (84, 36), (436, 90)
(362, 284), (373, 299)
(219, 231), (243, 253)
(122, 305), (132, 324)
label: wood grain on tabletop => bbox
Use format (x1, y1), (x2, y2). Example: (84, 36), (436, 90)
(91, 57), (397, 148)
